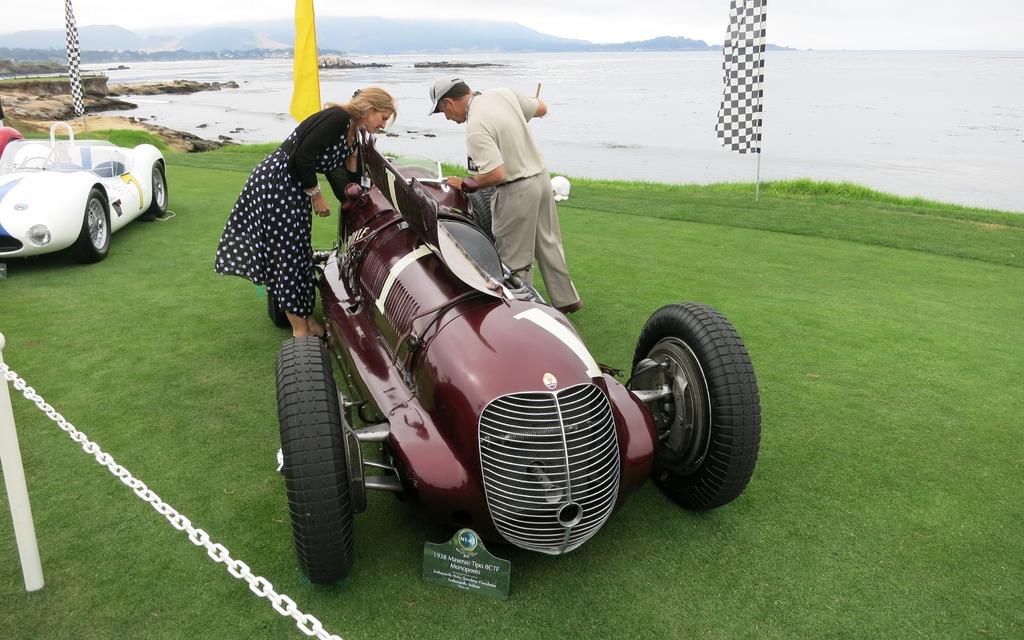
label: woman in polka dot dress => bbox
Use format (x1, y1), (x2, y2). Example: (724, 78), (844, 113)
(215, 88), (397, 337)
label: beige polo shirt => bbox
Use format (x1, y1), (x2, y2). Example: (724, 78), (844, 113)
(466, 88), (546, 182)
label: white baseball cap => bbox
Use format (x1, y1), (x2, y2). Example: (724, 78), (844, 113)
(551, 176), (571, 202)
(428, 76), (464, 115)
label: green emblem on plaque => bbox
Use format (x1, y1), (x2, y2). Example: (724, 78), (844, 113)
(422, 528), (511, 600)
(455, 529), (479, 555)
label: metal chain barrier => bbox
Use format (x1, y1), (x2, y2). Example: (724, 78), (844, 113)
(1, 363), (344, 640)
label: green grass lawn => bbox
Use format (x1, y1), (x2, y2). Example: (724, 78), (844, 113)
(1, 139), (1022, 639)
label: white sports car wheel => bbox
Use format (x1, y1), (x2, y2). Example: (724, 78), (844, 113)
(72, 188), (110, 263)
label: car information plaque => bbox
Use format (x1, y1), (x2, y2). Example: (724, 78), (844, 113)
(422, 528), (511, 600)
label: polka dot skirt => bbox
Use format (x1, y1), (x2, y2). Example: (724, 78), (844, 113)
(214, 131), (352, 318)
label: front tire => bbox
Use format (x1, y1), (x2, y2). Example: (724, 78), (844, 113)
(630, 303), (761, 510)
(72, 188), (110, 263)
(277, 336), (356, 583)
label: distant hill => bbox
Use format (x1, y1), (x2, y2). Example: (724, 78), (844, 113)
(0, 17), (753, 63)
(1, 25), (179, 53)
(179, 27), (288, 53)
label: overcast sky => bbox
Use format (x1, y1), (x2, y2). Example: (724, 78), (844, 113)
(3, 0), (1023, 51)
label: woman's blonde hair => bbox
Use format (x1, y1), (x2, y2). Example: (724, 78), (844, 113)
(326, 87), (398, 128)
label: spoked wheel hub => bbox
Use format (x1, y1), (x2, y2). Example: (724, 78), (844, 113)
(86, 198), (108, 249)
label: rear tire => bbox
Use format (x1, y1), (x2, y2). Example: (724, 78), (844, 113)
(277, 336), (356, 583)
(468, 186), (495, 241)
(72, 188), (110, 263)
(267, 293), (290, 327)
(631, 303), (761, 510)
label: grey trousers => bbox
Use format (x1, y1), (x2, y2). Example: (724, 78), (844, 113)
(490, 172), (580, 307)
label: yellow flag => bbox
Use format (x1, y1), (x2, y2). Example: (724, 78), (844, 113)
(289, 0), (321, 122)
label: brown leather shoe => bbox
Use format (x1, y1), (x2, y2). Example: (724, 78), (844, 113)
(557, 300), (584, 314)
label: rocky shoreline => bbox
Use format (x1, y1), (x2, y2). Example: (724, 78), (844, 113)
(1, 76), (238, 151)
(0, 58), (506, 152)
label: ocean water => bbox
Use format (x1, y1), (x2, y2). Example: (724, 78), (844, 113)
(91, 50), (1024, 213)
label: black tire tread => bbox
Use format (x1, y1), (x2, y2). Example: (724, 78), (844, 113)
(276, 336), (355, 583)
(632, 302), (761, 510)
(267, 294), (290, 327)
(468, 186), (495, 241)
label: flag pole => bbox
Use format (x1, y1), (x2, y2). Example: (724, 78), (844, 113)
(753, 2), (766, 203)
(755, 152), (761, 201)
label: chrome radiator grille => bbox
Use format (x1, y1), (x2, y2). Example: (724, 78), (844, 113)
(478, 383), (620, 555)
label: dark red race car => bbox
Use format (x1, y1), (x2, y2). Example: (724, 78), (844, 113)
(272, 132), (761, 583)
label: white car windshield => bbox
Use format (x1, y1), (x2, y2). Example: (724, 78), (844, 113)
(0, 139), (123, 177)
(386, 155), (444, 183)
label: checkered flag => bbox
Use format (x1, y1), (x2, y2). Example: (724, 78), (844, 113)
(716, 0), (766, 154)
(64, 0), (85, 117)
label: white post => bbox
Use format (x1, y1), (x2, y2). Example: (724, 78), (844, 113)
(755, 152), (762, 202)
(0, 333), (44, 592)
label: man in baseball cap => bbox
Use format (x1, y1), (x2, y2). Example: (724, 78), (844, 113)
(426, 75), (583, 314)
(428, 76), (465, 116)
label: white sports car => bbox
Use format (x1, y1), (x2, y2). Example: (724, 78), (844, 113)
(0, 122), (168, 263)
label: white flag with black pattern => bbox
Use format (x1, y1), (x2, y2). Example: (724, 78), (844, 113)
(64, 0), (85, 117)
(716, 0), (766, 154)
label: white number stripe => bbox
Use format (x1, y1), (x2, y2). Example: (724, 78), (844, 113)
(376, 245), (433, 313)
(513, 308), (601, 379)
